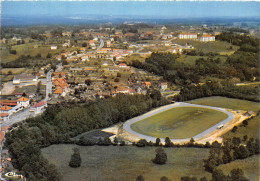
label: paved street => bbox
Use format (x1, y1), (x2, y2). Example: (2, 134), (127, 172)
(123, 102), (235, 143)
(97, 38), (104, 50)
(1, 108), (34, 127)
(45, 69), (53, 101)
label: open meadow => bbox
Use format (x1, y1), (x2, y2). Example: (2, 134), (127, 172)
(42, 145), (210, 181)
(130, 107), (228, 139)
(187, 96), (260, 112)
(172, 40), (239, 54)
(217, 155), (259, 181)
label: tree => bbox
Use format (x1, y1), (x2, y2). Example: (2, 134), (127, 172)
(155, 138), (161, 146)
(212, 169), (227, 181)
(10, 49), (17, 55)
(160, 176), (170, 181)
(136, 175), (145, 181)
(69, 148), (81, 168)
(114, 78), (120, 82)
(46, 53), (52, 59)
(82, 42), (87, 47)
(152, 148), (167, 164)
(230, 168), (249, 181)
(85, 79), (92, 86)
(136, 139), (147, 147)
(200, 177), (208, 181)
(117, 72), (121, 77)
(7, 70), (12, 75)
(164, 137), (172, 147)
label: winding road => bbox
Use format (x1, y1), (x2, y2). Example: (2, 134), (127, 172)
(123, 102), (235, 143)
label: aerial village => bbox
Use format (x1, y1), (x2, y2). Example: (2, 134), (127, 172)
(0, 25), (219, 174)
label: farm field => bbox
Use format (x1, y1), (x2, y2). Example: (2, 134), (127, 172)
(217, 155), (259, 181)
(172, 40), (239, 54)
(130, 107), (228, 139)
(1, 42), (79, 63)
(42, 145), (211, 181)
(187, 96), (260, 112)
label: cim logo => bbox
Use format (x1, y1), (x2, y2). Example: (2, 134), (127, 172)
(5, 171), (26, 180)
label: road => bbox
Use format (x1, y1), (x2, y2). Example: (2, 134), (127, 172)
(1, 108), (35, 127)
(123, 102), (235, 143)
(97, 38), (104, 50)
(45, 69), (53, 101)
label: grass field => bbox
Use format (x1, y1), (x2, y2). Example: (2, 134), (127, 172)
(0, 68), (26, 75)
(223, 114), (260, 140)
(130, 107), (228, 139)
(1, 42), (79, 63)
(217, 155), (259, 181)
(187, 96), (260, 112)
(188, 97), (260, 140)
(42, 145), (210, 181)
(176, 55), (227, 66)
(172, 40), (239, 54)
(13, 85), (46, 94)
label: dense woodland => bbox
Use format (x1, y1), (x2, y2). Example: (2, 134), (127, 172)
(5, 93), (168, 180)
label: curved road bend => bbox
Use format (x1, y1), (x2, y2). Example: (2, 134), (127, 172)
(123, 102), (235, 143)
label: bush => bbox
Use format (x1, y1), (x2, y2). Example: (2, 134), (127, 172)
(69, 148), (81, 168)
(136, 139), (148, 147)
(10, 49), (17, 55)
(152, 148), (167, 165)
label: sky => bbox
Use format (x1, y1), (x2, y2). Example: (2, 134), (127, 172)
(2, 1), (260, 18)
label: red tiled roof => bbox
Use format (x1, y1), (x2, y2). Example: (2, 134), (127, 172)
(1, 126), (9, 131)
(0, 131), (5, 142)
(54, 89), (63, 94)
(202, 35), (215, 37)
(145, 82), (151, 86)
(18, 97), (29, 102)
(33, 101), (47, 108)
(0, 106), (12, 111)
(0, 113), (9, 117)
(0, 100), (17, 106)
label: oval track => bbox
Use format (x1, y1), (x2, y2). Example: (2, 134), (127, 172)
(123, 102), (235, 142)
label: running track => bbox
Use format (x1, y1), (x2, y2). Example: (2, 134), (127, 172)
(123, 102), (235, 142)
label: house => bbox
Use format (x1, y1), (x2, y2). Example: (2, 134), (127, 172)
(0, 106), (13, 116)
(118, 63), (127, 68)
(31, 101), (47, 114)
(178, 33), (197, 39)
(0, 113), (9, 122)
(89, 40), (95, 46)
(13, 74), (38, 85)
(17, 97), (30, 108)
(50, 45), (57, 50)
(200, 35), (215, 42)
(54, 88), (65, 98)
(160, 82), (168, 90)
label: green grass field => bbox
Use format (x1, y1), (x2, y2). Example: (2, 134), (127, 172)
(217, 155), (259, 181)
(130, 107), (228, 139)
(187, 96), (260, 112)
(188, 97), (260, 140)
(223, 114), (260, 140)
(172, 40), (239, 54)
(42, 145), (210, 181)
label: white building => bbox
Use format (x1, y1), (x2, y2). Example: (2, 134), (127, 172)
(13, 74), (38, 85)
(51, 45), (57, 50)
(178, 33), (197, 39)
(200, 35), (215, 42)
(31, 101), (47, 115)
(17, 97), (30, 108)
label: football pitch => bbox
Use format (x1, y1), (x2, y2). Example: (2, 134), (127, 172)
(130, 106), (228, 139)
